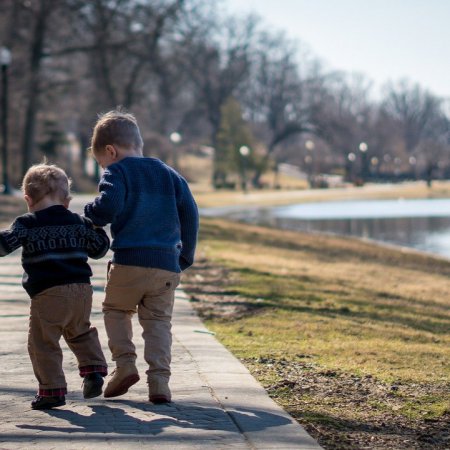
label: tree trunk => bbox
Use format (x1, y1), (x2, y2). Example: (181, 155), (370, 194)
(21, 0), (51, 175)
(251, 143), (274, 188)
(21, 81), (39, 176)
(251, 157), (267, 188)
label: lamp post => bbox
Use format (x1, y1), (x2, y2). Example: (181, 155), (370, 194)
(394, 157), (402, 178)
(239, 145), (250, 193)
(0, 47), (11, 194)
(359, 142), (368, 183)
(305, 139), (315, 187)
(370, 156), (379, 179)
(347, 152), (356, 183)
(409, 156), (417, 180)
(169, 131), (182, 171)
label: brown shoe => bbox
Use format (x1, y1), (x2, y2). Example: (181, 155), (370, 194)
(148, 378), (171, 404)
(104, 364), (140, 398)
(149, 394), (171, 404)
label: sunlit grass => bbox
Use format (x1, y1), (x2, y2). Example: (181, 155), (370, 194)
(185, 218), (450, 427)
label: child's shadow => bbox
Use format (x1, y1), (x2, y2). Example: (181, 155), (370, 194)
(17, 404), (181, 435)
(116, 399), (291, 433)
(16, 400), (291, 435)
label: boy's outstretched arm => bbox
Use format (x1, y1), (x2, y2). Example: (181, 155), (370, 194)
(84, 166), (126, 226)
(83, 218), (110, 259)
(176, 177), (199, 271)
(0, 220), (23, 257)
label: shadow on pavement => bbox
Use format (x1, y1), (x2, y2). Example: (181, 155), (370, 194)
(17, 405), (178, 436)
(117, 398), (292, 432)
(12, 399), (291, 438)
(0, 386), (37, 398)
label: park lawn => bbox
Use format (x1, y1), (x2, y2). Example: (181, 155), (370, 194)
(183, 217), (450, 448)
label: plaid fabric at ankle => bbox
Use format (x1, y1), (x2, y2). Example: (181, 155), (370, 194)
(38, 387), (67, 397)
(79, 365), (108, 377)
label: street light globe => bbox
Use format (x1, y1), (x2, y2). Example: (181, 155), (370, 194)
(0, 47), (11, 66)
(239, 145), (250, 156)
(359, 142), (368, 152)
(348, 152), (356, 162)
(169, 132), (182, 144)
(305, 140), (315, 151)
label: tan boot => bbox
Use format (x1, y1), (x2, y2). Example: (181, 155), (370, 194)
(104, 364), (140, 398)
(148, 378), (171, 404)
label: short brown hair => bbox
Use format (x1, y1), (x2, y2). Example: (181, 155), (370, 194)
(91, 109), (143, 154)
(22, 163), (71, 203)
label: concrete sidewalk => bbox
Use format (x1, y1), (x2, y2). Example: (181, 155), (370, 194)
(0, 248), (320, 448)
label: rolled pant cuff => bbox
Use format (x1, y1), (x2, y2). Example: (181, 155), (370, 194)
(115, 356), (137, 366)
(38, 387), (67, 397)
(79, 365), (108, 377)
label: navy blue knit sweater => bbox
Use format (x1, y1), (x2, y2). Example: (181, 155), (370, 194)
(84, 157), (199, 272)
(0, 205), (110, 297)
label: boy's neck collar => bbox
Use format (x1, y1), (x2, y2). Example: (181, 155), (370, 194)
(118, 151), (143, 160)
(27, 197), (69, 213)
(112, 154), (144, 165)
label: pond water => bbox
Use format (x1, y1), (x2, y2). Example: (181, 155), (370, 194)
(202, 198), (450, 259)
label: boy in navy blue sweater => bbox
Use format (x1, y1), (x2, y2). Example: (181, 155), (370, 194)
(0, 164), (109, 409)
(85, 110), (198, 403)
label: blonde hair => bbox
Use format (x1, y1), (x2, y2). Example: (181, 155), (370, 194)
(90, 108), (143, 155)
(21, 163), (71, 203)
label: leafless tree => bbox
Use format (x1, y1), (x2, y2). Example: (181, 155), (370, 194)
(381, 80), (448, 185)
(3, 0), (62, 175)
(382, 80), (443, 154)
(180, 13), (258, 183)
(67, 0), (185, 110)
(241, 32), (319, 186)
(2, 0), (449, 189)
(311, 73), (374, 181)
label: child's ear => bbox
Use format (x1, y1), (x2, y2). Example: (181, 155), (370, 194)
(24, 194), (34, 208)
(105, 144), (117, 159)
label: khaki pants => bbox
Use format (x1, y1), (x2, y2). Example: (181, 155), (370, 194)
(28, 283), (107, 391)
(103, 264), (180, 385)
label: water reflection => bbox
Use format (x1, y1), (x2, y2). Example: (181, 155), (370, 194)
(263, 216), (450, 257)
(206, 199), (450, 259)
(275, 198), (450, 220)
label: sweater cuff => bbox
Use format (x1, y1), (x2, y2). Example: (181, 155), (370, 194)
(179, 255), (193, 271)
(84, 204), (108, 227)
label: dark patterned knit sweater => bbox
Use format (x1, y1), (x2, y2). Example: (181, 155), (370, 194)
(0, 205), (110, 297)
(84, 157), (199, 272)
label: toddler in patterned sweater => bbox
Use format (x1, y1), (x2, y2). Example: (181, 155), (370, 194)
(0, 163), (110, 409)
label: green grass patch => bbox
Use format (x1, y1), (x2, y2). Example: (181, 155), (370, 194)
(183, 217), (450, 447)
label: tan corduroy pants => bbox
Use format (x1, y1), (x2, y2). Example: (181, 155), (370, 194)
(28, 283), (107, 390)
(102, 263), (180, 385)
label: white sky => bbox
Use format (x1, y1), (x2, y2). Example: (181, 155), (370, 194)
(225, 0), (450, 99)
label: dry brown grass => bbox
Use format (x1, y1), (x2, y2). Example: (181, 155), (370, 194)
(183, 217), (450, 448)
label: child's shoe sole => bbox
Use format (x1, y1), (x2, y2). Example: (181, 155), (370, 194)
(104, 374), (140, 398)
(83, 374), (104, 399)
(149, 394), (171, 404)
(31, 396), (66, 410)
